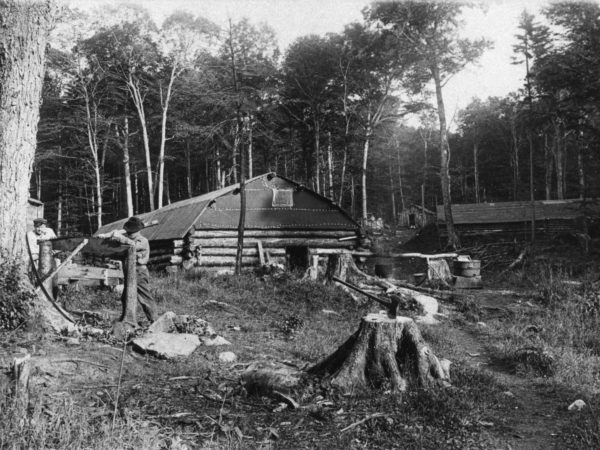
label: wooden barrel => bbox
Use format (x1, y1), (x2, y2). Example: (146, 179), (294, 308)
(454, 260), (481, 278)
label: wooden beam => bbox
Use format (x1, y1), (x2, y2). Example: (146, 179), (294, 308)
(257, 241), (265, 265)
(35, 238), (89, 293)
(189, 237), (355, 248)
(192, 229), (357, 239)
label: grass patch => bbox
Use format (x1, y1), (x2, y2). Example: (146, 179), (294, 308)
(488, 264), (600, 391)
(0, 387), (163, 449)
(560, 394), (600, 449)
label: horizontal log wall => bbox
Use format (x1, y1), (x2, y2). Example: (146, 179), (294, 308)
(191, 229), (357, 239)
(149, 229), (360, 271)
(188, 237), (355, 248)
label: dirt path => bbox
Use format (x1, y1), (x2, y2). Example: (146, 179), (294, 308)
(447, 294), (573, 450)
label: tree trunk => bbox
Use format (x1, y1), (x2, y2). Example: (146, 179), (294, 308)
(473, 141), (480, 203)
(397, 144), (405, 212)
(247, 116), (253, 179)
(157, 66), (177, 209)
(350, 176), (356, 218)
(577, 139), (585, 199)
(121, 117), (133, 217)
(553, 122), (564, 200)
(314, 118), (321, 194)
(511, 114), (519, 200)
(185, 138), (193, 198)
(544, 132), (553, 200)
(327, 131), (334, 201)
(431, 65), (459, 249)
(528, 131), (536, 245)
(0, 0), (54, 262)
(389, 157), (396, 225)
(308, 312), (449, 393)
(127, 75), (154, 211)
(362, 121), (372, 223)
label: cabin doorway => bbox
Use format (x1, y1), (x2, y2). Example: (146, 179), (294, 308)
(286, 246), (310, 271)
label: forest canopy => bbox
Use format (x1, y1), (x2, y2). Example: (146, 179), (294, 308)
(33, 1), (600, 236)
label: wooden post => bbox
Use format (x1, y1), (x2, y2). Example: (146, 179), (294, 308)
(121, 245), (137, 323)
(12, 354), (31, 407)
(38, 240), (54, 299)
(112, 245), (137, 339)
(257, 240), (265, 266)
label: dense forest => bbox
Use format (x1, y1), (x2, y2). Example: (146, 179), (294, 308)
(32, 1), (600, 236)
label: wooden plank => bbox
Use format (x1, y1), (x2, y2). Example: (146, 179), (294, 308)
(148, 255), (182, 265)
(193, 247), (286, 257)
(192, 229), (357, 238)
(257, 241), (265, 265)
(189, 237), (355, 248)
(36, 239), (88, 291)
(195, 255), (286, 267)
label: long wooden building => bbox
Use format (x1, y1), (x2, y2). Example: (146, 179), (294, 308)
(96, 173), (362, 272)
(437, 199), (598, 239)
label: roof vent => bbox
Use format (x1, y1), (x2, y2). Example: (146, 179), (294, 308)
(272, 189), (293, 208)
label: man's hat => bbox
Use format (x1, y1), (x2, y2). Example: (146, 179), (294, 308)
(124, 216), (144, 233)
(33, 218), (47, 226)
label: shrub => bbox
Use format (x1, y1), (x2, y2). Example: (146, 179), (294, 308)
(0, 257), (35, 330)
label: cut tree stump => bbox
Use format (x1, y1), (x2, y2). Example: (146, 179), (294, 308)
(308, 312), (449, 393)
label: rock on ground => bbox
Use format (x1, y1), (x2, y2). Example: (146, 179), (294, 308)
(218, 351), (237, 363)
(132, 332), (200, 359)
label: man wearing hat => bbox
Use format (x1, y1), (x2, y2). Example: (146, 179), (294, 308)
(99, 217), (157, 323)
(26, 218), (57, 264)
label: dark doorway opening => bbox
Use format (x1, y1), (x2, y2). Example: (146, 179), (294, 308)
(286, 246), (310, 271)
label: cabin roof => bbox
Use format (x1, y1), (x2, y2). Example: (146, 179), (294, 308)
(96, 173), (360, 241)
(436, 199), (598, 225)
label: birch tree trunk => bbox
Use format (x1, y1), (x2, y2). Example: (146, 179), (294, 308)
(510, 115), (519, 200)
(473, 142), (480, 203)
(361, 124), (372, 223)
(397, 140), (405, 212)
(185, 139), (193, 198)
(544, 132), (553, 201)
(247, 116), (253, 179)
(121, 117), (134, 217)
(127, 75), (154, 211)
(327, 131), (334, 201)
(157, 65), (177, 209)
(389, 156), (396, 224)
(432, 65), (459, 249)
(81, 82), (103, 229)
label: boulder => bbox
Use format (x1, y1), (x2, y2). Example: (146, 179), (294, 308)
(148, 311), (178, 333)
(218, 352), (237, 363)
(201, 335), (231, 346)
(568, 399), (586, 411)
(132, 332), (200, 359)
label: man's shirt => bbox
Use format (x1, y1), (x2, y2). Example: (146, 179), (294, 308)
(27, 227), (57, 258)
(106, 231), (150, 266)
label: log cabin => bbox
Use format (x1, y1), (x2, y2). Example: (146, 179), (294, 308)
(95, 173), (362, 272)
(436, 199), (598, 241)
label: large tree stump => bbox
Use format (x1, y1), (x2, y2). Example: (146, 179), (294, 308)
(309, 312), (449, 393)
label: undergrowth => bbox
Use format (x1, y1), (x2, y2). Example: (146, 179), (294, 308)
(488, 263), (600, 391)
(0, 258), (35, 330)
(0, 386), (163, 449)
